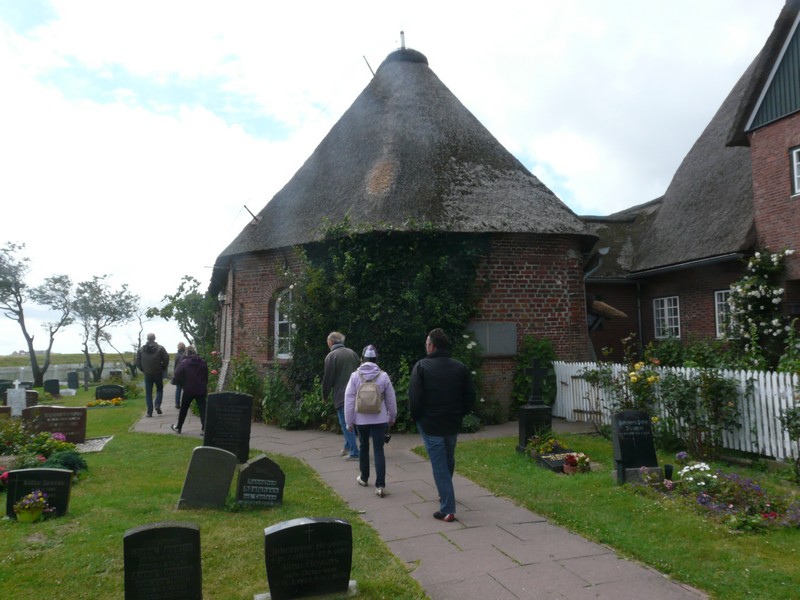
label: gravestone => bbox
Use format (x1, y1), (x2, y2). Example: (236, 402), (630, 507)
(96, 384), (126, 400)
(22, 405), (87, 443)
(203, 392), (253, 463)
(5, 467), (73, 518)
(517, 358), (553, 453)
(124, 522), (202, 600)
(537, 451), (574, 473)
(0, 405), (10, 418)
(0, 380), (14, 396)
(612, 410), (659, 484)
(177, 446), (237, 509)
(263, 517), (353, 600)
(19, 381), (34, 390)
(43, 378), (61, 397)
(25, 389), (39, 407)
(8, 386), (27, 417)
(67, 371), (79, 390)
(237, 454), (285, 507)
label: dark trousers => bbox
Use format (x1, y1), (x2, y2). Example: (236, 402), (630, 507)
(177, 393), (207, 431)
(357, 422), (389, 488)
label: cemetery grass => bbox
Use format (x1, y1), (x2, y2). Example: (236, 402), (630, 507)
(0, 390), (425, 600)
(453, 433), (800, 600)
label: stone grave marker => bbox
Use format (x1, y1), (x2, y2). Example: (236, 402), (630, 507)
(22, 405), (87, 443)
(43, 378), (61, 397)
(5, 467), (73, 518)
(263, 517), (353, 600)
(0, 380), (14, 396)
(177, 446), (237, 509)
(612, 409), (659, 484)
(237, 454), (285, 507)
(0, 405), (11, 418)
(19, 381), (34, 390)
(96, 384), (126, 400)
(123, 522), (202, 600)
(67, 371), (79, 390)
(25, 389), (39, 407)
(203, 392), (253, 463)
(8, 386), (27, 417)
(537, 451), (574, 473)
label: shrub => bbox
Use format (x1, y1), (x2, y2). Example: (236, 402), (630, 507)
(261, 366), (293, 425)
(459, 413), (481, 433)
(43, 450), (88, 474)
(230, 352), (264, 422)
(512, 336), (558, 407)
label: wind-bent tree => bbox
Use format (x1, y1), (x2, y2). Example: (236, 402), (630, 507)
(147, 275), (218, 353)
(75, 275), (139, 381)
(0, 242), (75, 386)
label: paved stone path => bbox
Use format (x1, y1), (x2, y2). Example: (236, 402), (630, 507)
(134, 390), (707, 600)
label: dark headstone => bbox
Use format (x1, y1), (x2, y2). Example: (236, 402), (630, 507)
(0, 380), (14, 395)
(5, 468), (72, 518)
(25, 389), (39, 407)
(612, 410), (659, 484)
(263, 517), (353, 600)
(124, 522), (202, 600)
(177, 446), (237, 509)
(237, 455), (285, 507)
(96, 384), (126, 400)
(203, 392), (253, 463)
(43, 378), (61, 397)
(517, 358), (553, 452)
(537, 451), (575, 472)
(67, 371), (79, 390)
(19, 381), (34, 390)
(22, 405), (87, 443)
(109, 370), (124, 383)
(0, 405), (11, 418)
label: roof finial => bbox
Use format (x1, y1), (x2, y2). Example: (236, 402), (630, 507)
(400, 30), (405, 50)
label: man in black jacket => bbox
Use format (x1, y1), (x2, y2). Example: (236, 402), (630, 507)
(136, 333), (169, 417)
(409, 328), (475, 522)
(323, 331), (360, 459)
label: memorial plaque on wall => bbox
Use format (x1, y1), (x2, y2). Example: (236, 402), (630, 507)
(203, 392), (253, 463)
(264, 517), (352, 600)
(22, 405), (87, 443)
(124, 522), (202, 600)
(5, 468), (73, 518)
(237, 454), (285, 507)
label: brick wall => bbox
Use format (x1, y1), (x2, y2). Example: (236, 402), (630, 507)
(750, 111), (800, 279)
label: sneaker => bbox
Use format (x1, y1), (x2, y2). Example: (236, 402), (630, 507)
(145, 413), (152, 418)
(433, 511), (456, 522)
(155, 407), (162, 415)
(346, 455), (360, 461)
(340, 448), (349, 457)
(174, 405), (180, 410)
(356, 476), (368, 487)
(171, 424), (181, 434)
(376, 487), (386, 497)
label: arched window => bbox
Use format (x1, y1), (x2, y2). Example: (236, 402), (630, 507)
(274, 288), (294, 359)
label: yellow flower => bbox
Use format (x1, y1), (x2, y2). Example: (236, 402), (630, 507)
(630, 375), (639, 383)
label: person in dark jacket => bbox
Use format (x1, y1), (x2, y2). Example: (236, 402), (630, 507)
(322, 331), (361, 459)
(171, 342), (187, 409)
(136, 333), (169, 417)
(409, 328), (476, 522)
(171, 346), (208, 434)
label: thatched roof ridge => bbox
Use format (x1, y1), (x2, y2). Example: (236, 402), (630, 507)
(215, 48), (593, 269)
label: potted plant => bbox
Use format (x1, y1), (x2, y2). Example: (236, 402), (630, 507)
(563, 453), (579, 474)
(576, 452), (591, 473)
(13, 489), (53, 523)
(526, 433), (566, 459)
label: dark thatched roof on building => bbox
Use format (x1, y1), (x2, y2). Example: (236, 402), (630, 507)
(215, 48), (593, 274)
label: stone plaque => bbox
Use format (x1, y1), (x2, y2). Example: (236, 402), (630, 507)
(8, 387), (26, 417)
(5, 467), (73, 518)
(177, 446), (237, 509)
(96, 384), (126, 400)
(203, 392), (253, 463)
(124, 522), (202, 600)
(0, 405), (10, 418)
(25, 389), (39, 407)
(263, 517), (352, 600)
(612, 410), (659, 483)
(237, 454), (285, 507)
(67, 371), (79, 390)
(537, 451), (575, 473)
(43, 378), (61, 397)
(22, 405), (87, 443)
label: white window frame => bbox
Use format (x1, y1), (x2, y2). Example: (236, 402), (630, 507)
(715, 290), (734, 338)
(792, 146), (800, 196)
(653, 296), (680, 339)
(274, 289), (294, 359)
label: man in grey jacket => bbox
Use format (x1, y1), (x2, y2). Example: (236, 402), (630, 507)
(322, 331), (360, 459)
(136, 333), (169, 417)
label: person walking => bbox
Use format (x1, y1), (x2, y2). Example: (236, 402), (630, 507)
(171, 342), (187, 409)
(171, 345), (209, 434)
(409, 328), (476, 522)
(322, 331), (360, 460)
(344, 345), (397, 497)
(136, 333), (169, 417)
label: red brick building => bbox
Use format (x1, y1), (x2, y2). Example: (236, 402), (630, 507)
(211, 47), (596, 406)
(585, 1), (800, 361)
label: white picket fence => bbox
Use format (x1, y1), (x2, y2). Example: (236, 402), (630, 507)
(553, 361), (799, 462)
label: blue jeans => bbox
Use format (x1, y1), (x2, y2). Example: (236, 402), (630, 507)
(357, 422), (389, 488)
(336, 407), (359, 457)
(143, 373), (164, 415)
(175, 384), (183, 407)
(418, 424), (458, 514)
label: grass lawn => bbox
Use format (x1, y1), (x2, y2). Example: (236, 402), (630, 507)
(0, 388), (425, 600)
(455, 432), (800, 600)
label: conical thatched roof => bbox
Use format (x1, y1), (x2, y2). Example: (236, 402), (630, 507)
(215, 48), (592, 270)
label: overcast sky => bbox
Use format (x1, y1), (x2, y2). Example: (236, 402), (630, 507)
(0, 0), (786, 357)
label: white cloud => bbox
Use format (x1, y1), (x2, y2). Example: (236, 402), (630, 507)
(0, 0), (786, 354)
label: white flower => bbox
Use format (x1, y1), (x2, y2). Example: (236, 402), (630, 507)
(785, 249), (795, 256)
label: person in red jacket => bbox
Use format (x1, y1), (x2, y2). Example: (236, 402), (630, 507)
(170, 346), (209, 434)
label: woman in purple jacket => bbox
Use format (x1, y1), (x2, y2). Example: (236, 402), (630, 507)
(171, 346), (209, 434)
(344, 345), (397, 497)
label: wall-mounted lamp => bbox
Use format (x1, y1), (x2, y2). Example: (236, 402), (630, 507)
(217, 292), (227, 303)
